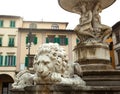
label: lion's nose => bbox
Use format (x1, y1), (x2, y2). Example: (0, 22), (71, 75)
(38, 64), (44, 72)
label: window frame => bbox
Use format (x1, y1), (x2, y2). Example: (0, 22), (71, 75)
(8, 37), (15, 47)
(5, 55), (16, 66)
(10, 20), (16, 28)
(46, 35), (56, 43)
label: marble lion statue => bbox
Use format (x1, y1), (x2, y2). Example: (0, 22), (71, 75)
(33, 43), (86, 86)
(12, 70), (34, 89)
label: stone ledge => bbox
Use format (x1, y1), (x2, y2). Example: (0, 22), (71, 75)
(11, 85), (120, 94)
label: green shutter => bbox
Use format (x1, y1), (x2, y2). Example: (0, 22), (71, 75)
(10, 21), (12, 27)
(0, 38), (2, 46)
(34, 37), (37, 44)
(26, 37), (28, 44)
(0, 56), (3, 66)
(10, 21), (15, 28)
(25, 57), (29, 67)
(46, 37), (49, 43)
(5, 56), (8, 66)
(13, 21), (15, 27)
(8, 38), (14, 47)
(0, 20), (3, 27)
(8, 38), (11, 46)
(13, 56), (16, 66)
(57, 37), (60, 44)
(54, 37), (60, 43)
(11, 38), (14, 47)
(65, 38), (68, 45)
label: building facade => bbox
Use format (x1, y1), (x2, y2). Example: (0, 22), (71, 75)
(0, 15), (79, 94)
(112, 21), (120, 69)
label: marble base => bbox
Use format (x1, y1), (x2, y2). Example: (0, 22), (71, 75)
(11, 84), (120, 94)
(83, 70), (120, 86)
(74, 43), (113, 71)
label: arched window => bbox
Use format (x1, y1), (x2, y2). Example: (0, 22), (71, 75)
(29, 23), (37, 29)
(51, 24), (59, 29)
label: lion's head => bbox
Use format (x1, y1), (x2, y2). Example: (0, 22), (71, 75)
(33, 43), (71, 83)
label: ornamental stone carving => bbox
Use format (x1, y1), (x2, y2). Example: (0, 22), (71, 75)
(33, 43), (86, 86)
(12, 70), (34, 89)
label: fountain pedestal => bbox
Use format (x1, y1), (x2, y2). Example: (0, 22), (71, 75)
(74, 43), (113, 71)
(73, 43), (120, 87)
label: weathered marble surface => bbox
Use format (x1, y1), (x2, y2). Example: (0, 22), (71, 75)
(33, 43), (86, 86)
(11, 84), (120, 94)
(12, 43), (86, 90)
(59, 0), (115, 43)
(12, 70), (34, 89)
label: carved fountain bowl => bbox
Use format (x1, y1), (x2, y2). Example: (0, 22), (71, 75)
(58, 0), (116, 13)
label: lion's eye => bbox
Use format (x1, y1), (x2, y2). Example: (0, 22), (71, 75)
(44, 61), (49, 65)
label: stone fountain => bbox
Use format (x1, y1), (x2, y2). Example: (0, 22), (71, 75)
(59, 0), (115, 71)
(11, 0), (120, 94)
(58, 0), (120, 88)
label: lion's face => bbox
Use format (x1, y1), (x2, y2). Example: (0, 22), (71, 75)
(36, 54), (56, 78)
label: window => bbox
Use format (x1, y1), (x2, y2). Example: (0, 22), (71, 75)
(29, 23), (37, 29)
(0, 20), (3, 27)
(116, 31), (120, 43)
(10, 20), (15, 28)
(0, 37), (2, 46)
(51, 24), (59, 29)
(2, 83), (12, 94)
(0, 55), (3, 66)
(59, 35), (68, 45)
(46, 35), (56, 43)
(5, 55), (16, 66)
(26, 35), (37, 45)
(8, 37), (15, 47)
(25, 55), (34, 68)
(46, 35), (68, 45)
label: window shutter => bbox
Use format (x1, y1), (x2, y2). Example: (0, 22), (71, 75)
(0, 38), (2, 46)
(0, 56), (3, 66)
(65, 38), (68, 45)
(46, 37), (49, 43)
(26, 37), (28, 44)
(0, 20), (3, 27)
(57, 37), (60, 44)
(34, 36), (37, 44)
(13, 56), (16, 66)
(5, 56), (8, 66)
(10, 21), (15, 28)
(11, 38), (14, 47)
(54, 37), (60, 43)
(13, 21), (15, 27)
(25, 57), (29, 67)
(8, 38), (11, 46)
(10, 21), (13, 27)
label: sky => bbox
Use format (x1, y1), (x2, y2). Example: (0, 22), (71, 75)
(0, 0), (119, 29)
